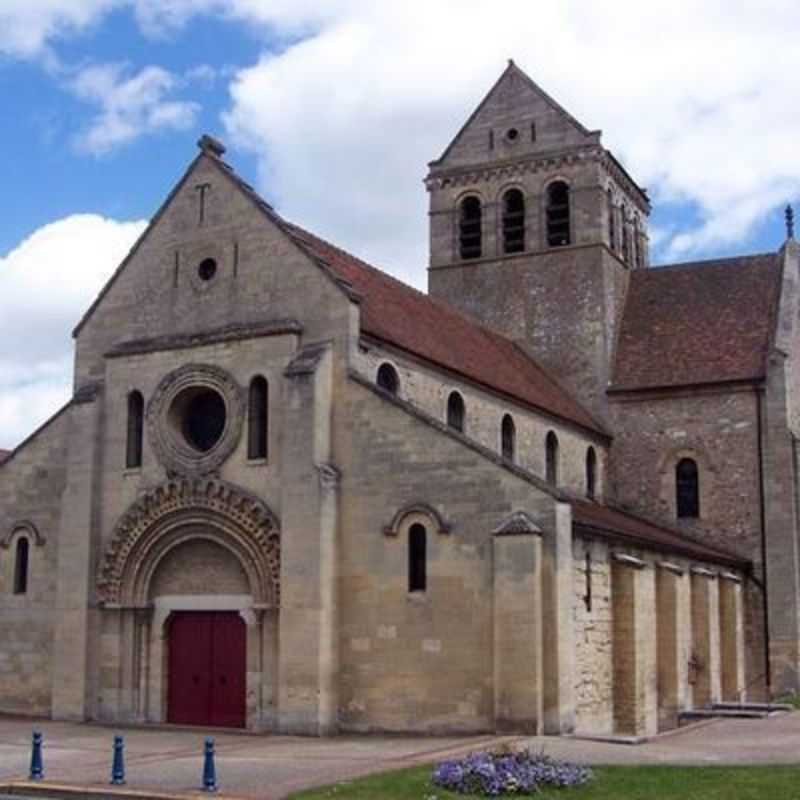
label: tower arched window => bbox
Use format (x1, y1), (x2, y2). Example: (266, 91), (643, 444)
(447, 391), (465, 433)
(545, 431), (559, 486)
(607, 189), (616, 251)
(501, 414), (516, 462)
(459, 197), (482, 260)
(502, 189), (525, 254)
(676, 458), (699, 518)
(546, 181), (571, 247)
(586, 446), (597, 500)
(408, 523), (427, 593)
(247, 376), (269, 460)
(125, 390), (144, 469)
(633, 217), (642, 268)
(621, 204), (630, 264)
(14, 537), (29, 595)
(377, 362), (399, 396)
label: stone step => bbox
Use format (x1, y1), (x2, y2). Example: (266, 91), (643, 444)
(679, 708), (771, 722)
(711, 701), (794, 713)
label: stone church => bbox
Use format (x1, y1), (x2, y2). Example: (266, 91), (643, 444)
(1, 61), (798, 738)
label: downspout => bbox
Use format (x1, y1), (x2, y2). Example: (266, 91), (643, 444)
(755, 385), (772, 699)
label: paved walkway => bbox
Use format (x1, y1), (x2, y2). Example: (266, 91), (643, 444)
(0, 713), (798, 799)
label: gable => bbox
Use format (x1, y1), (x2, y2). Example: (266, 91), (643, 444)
(611, 254), (781, 392)
(73, 144), (352, 383)
(433, 61), (599, 170)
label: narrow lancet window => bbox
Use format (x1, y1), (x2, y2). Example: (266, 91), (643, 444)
(621, 204), (630, 264)
(546, 431), (559, 486)
(546, 181), (571, 247)
(586, 446), (597, 499)
(14, 537), (29, 595)
(247, 376), (269, 460)
(502, 189), (525, 254)
(459, 197), (483, 260)
(126, 391), (144, 469)
(447, 391), (465, 433)
(408, 523), (427, 592)
(607, 189), (616, 251)
(501, 414), (516, 462)
(377, 363), (399, 396)
(676, 458), (700, 518)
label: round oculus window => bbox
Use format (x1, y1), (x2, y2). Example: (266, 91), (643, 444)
(168, 386), (227, 453)
(506, 127), (519, 142)
(197, 258), (217, 282)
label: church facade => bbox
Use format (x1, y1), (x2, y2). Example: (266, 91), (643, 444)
(0, 62), (797, 738)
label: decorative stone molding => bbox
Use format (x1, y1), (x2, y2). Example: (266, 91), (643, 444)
(690, 565), (718, 579)
(612, 552), (647, 569)
(383, 503), (451, 537)
(720, 571), (743, 583)
(97, 477), (280, 607)
(492, 511), (543, 537)
(1, 520), (45, 549)
(147, 363), (244, 476)
(657, 561), (685, 576)
(316, 463), (341, 492)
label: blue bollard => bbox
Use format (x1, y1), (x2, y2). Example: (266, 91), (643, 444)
(202, 738), (218, 793)
(29, 731), (44, 781)
(110, 734), (126, 785)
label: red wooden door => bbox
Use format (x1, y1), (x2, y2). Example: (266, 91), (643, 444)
(167, 612), (246, 728)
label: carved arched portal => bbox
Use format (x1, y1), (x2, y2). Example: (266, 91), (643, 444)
(96, 478), (281, 731)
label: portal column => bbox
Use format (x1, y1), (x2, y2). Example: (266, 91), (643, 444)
(719, 573), (745, 702)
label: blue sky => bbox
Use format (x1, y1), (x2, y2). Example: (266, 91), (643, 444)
(1, 0), (799, 448)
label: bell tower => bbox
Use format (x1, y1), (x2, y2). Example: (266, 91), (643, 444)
(426, 61), (650, 423)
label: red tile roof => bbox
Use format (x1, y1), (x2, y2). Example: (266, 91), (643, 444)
(611, 254), (781, 392)
(572, 499), (749, 569)
(284, 224), (606, 437)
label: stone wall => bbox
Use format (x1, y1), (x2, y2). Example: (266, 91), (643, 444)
(354, 341), (607, 498)
(571, 536), (613, 733)
(334, 374), (560, 733)
(0, 407), (70, 715)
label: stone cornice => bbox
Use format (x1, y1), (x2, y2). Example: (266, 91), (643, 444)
(425, 146), (605, 191)
(106, 319), (303, 359)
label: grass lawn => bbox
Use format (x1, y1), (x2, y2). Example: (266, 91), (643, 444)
(289, 764), (800, 800)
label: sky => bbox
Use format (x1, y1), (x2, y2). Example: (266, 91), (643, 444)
(1, 0), (799, 449)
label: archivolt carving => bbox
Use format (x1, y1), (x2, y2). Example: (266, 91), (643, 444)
(97, 478), (280, 607)
(1, 520), (45, 549)
(383, 503), (451, 537)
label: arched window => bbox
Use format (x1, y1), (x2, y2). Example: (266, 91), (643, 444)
(607, 189), (616, 251)
(377, 362), (399, 396)
(621, 204), (630, 264)
(14, 537), (29, 595)
(459, 197), (482, 260)
(676, 458), (700, 518)
(586, 446), (597, 500)
(546, 181), (571, 247)
(545, 431), (559, 486)
(502, 189), (525, 254)
(125, 391), (144, 469)
(247, 376), (269, 460)
(501, 414), (516, 462)
(408, 523), (427, 592)
(447, 391), (465, 433)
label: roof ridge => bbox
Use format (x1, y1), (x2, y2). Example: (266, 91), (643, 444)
(650, 251), (777, 272)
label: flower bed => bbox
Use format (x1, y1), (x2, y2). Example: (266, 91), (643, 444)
(432, 749), (593, 796)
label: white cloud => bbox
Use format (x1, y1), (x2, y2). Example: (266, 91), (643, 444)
(0, 214), (146, 449)
(212, 0), (800, 276)
(0, 0), (117, 60)
(70, 62), (200, 154)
